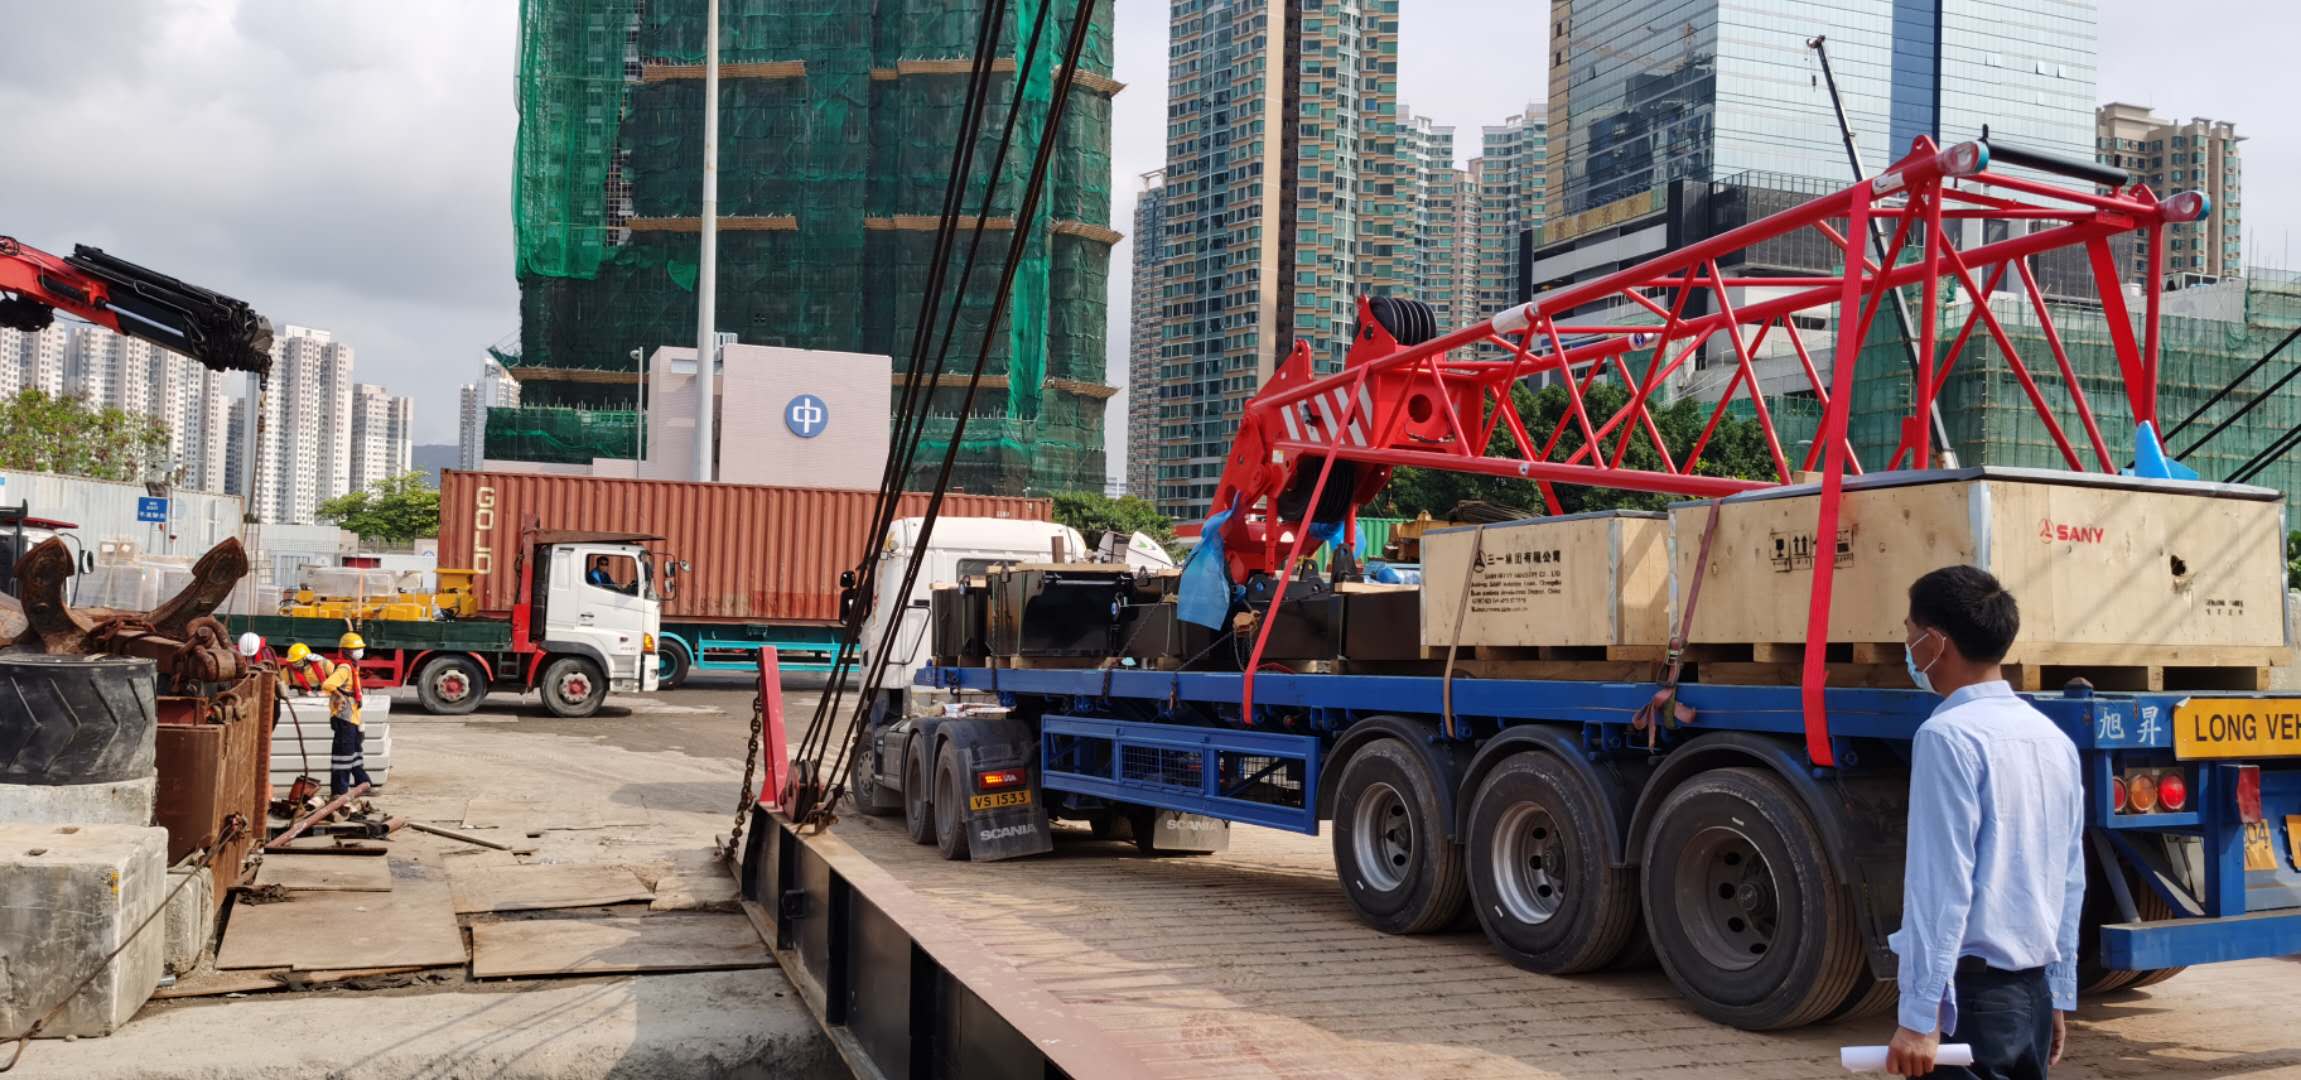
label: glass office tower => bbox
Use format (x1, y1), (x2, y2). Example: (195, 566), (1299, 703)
(1557, 0), (2097, 219)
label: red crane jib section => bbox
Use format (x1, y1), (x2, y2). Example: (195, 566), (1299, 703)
(1208, 136), (2209, 764)
(0, 236), (273, 377)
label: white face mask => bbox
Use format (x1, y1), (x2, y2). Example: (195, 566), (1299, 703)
(1905, 629), (1942, 694)
(348, 649), (365, 661)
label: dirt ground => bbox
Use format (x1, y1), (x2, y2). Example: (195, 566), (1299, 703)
(10, 677), (838, 1080)
(26, 674), (2301, 1079)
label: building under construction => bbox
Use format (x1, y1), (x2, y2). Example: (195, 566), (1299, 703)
(496, 0), (1117, 494)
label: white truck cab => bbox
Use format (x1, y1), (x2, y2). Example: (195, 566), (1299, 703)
(534, 533), (663, 695)
(863, 517), (1087, 694)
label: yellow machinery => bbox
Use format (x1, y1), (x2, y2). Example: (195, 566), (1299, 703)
(280, 567), (480, 621)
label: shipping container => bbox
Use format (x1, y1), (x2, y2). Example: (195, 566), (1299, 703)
(437, 471), (1054, 685)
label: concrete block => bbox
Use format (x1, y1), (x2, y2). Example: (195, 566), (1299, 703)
(161, 864), (215, 975)
(0, 823), (168, 1038)
(0, 777), (155, 827)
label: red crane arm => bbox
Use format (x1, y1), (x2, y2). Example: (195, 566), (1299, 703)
(0, 236), (273, 376)
(1202, 136), (2211, 763)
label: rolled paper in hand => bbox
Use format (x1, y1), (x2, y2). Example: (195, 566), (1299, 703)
(1838, 1044), (1975, 1072)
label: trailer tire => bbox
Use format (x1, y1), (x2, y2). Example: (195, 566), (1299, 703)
(415, 655), (487, 716)
(902, 736), (937, 846)
(657, 640), (692, 691)
(538, 656), (606, 718)
(850, 745), (902, 817)
(2079, 852), (2185, 992)
(1823, 972), (1900, 1022)
(1331, 738), (1467, 935)
(932, 741), (972, 862)
(1465, 751), (1639, 974)
(1642, 767), (1864, 1030)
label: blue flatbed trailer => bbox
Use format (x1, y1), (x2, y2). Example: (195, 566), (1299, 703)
(876, 662), (2301, 1030)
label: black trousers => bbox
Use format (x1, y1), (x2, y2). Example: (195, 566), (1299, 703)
(1926, 964), (2053, 1080)
(329, 717), (374, 796)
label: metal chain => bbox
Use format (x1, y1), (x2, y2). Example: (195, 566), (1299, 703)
(727, 688), (767, 857)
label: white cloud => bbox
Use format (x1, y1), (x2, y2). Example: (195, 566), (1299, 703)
(0, 1), (517, 444)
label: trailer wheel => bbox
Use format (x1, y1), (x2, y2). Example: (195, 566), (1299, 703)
(415, 655), (487, 716)
(902, 736), (937, 846)
(1641, 767), (1864, 1030)
(1465, 752), (1638, 974)
(849, 744), (902, 817)
(1331, 738), (1467, 934)
(538, 656), (606, 718)
(657, 639), (692, 691)
(1823, 972), (1900, 1022)
(2079, 851), (2186, 992)
(932, 741), (972, 861)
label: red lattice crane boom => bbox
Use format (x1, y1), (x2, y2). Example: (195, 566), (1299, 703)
(1203, 136), (2212, 764)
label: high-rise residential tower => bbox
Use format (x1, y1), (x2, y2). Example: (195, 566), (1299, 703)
(1148, 0), (1402, 519)
(458, 358), (523, 471)
(1394, 108), (1469, 329)
(2096, 103), (2242, 284)
(246, 325), (359, 523)
(1125, 172), (1167, 499)
(1473, 104), (1548, 317)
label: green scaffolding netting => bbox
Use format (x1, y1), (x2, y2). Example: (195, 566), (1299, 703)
(505, 0), (1112, 495)
(513, 0), (634, 280)
(485, 405), (641, 464)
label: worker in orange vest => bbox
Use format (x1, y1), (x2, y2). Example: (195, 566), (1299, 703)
(279, 638), (371, 796)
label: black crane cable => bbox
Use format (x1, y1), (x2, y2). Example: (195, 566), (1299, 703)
(785, 0), (1041, 800)
(2229, 414), (2301, 485)
(874, 0), (1010, 531)
(782, 0), (1014, 792)
(2171, 324), (2301, 461)
(795, 0), (1081, 820)
(795, 0), (1100, 826)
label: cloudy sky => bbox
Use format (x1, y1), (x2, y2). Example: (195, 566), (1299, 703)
(2, 1), (2292, 461)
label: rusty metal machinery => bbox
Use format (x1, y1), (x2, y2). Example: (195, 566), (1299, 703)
(1, 536), (248, 689)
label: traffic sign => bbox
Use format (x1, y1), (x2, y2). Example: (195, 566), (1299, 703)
(137, 496), (168, 523)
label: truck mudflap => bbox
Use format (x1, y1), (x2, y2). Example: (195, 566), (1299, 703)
(1136, 809), (1230, 854)
(941, 714), (1054, 862)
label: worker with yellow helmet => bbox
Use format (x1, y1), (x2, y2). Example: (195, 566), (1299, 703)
(278, 632), (373, 796)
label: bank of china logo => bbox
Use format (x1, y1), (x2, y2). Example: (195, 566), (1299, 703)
(785, 394), (829, 439)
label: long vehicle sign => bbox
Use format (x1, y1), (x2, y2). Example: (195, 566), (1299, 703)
(2174, 698), (2301, 759)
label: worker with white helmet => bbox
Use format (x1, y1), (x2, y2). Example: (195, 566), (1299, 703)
(278, 633), (373, 796)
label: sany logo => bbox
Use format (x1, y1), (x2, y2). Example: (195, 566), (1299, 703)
(2038, 519), (2105, 544)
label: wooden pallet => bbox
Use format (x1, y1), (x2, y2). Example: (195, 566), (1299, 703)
(1699, 659), (2274, 692)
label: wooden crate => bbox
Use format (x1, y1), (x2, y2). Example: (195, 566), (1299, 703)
(1420, 511), (1671, 650)
(1668, 468), (2287, 657)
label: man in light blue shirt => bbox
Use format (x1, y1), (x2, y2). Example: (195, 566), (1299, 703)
(1886, 566), (2085, 1079)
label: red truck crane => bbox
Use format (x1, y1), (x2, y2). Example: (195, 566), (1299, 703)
(0, 235), (274, 376)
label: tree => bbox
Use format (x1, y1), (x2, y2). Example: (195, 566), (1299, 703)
(0, 389), (172, 483)
(1051, 491), (1180, 558)
(2288, 530), (2301, 590)
(1364, 381), (1788, 519)
(318, 471), (440, 544)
